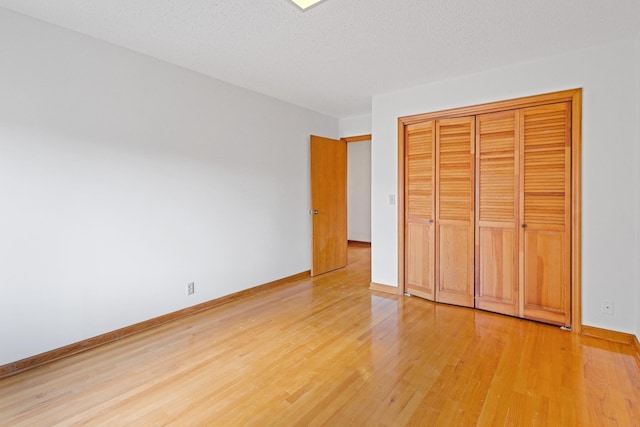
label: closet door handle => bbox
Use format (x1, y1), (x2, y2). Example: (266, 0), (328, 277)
(521, 224), (527, 228)
(429, 219), (434, 224)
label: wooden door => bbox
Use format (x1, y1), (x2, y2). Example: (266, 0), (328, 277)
(436, 117), (475, 307)
(519, 103), (571, 326)
(405, 121), (436, 300)
(475, 111), (520, 316)
(310, 135), (347, 276)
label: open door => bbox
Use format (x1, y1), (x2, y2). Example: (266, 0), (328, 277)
(310, 135), (347, 276)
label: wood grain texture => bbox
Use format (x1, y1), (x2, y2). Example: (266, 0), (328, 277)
(348, 240), (371, 246)
(476, 112), (518, 223)
(398, 118), (407, 294)
(1, 244), (638, 426)
(310, 135), (347, 276)
(369, 282), (401, 295)
(0, 271), (311, 379)
(398, 89), (582, 330)
(342, 134), (372, 143)
(435, 117), (475, 308)
(581, 325), (638, 345)
(519, 103), (571, 327)
(475, 110), (519, 316)
(406, 222), (435, 299)
(406, 122), (434, 220)
(405, 121), (436, 300)
(476, 228), (517, 314)
(399, 88), (581, 125)
(571, 90), (583, 333)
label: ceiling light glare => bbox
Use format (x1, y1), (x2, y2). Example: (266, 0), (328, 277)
(289, 0), (326, 11)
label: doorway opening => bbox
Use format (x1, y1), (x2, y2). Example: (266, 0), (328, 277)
(310, 134), (372, 276)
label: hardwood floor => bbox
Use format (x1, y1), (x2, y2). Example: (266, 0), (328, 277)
(1, 243), (639, 426)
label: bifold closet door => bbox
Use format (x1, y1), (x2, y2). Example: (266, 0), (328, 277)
(520, 102), (571, 327)
(475, 111), (519, 316)
(405, 121), (436, 300)
(436, 117), (475, 307)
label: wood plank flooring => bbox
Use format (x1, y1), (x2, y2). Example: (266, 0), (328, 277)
(1, 243), (639, 426)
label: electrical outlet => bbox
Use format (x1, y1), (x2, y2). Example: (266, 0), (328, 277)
(601, 300), (613, 315)
(187, 282), (195, 295)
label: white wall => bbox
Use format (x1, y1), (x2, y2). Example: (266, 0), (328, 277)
(347, 142), (371, 242)
(340, 115), (372, 243)
(0, 8), (338, 365)
(339, 114), (372, 138)
(636, 33), (640, 341)
(372, 36), (640, 335)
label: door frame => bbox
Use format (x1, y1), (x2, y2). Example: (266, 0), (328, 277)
(396, 89), (582, 332)
(343, 134), (372, 143)
(343, 134), (372, 245)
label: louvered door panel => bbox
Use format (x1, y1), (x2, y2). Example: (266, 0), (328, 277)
(475, 111), (519, 316)
(520, 102), (571, 326)
(436, 117), (475, 307)
(405, 121), (435, 300)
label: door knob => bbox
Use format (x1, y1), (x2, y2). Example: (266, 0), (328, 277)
(429, 219), (434, 224)
(521, 224), (527, 228)
(313, 210), (319, 215)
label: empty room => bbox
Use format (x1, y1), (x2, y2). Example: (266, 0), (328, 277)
(1, 0), (639, 425)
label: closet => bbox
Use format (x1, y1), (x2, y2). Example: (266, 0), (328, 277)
(400, 90), (579, 328)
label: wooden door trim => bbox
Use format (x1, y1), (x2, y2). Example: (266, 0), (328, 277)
(0, 270), (311, 378)
(342, 134), (372, 143)
(398, 89), (581, 125)
(570, 90), (582, 333)
(397, 88), (582, 331)
(398, 121), (407, 295)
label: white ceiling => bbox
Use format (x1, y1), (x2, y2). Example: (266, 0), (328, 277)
(1, 0), (639, 118)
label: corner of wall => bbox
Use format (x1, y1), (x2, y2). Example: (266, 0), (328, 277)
(635, 32), (640, 341)
(0, 8), (339, 365)
(339, 114), (372, 137)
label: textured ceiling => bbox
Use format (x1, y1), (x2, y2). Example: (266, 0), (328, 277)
(0, 0), (639, 118)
